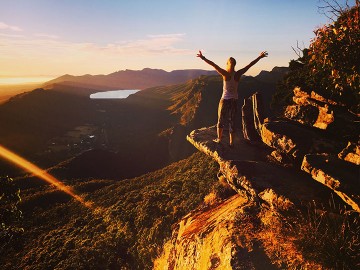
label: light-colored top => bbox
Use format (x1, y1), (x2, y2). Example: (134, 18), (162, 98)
(222, 72), (239, 99)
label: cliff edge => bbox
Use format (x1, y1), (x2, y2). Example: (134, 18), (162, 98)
(155, 89), (359, 269)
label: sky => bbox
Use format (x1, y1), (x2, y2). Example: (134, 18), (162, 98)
(0, 0), (356, 82)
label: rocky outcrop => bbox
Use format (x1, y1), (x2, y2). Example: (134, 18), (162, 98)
(257, 87), (360, 212)
(186, 85), (359, 212)
(155, 194), (298, 270)
(241, 93), (264, 142)
(284, 87), (360, 138)
(157, 87), (359, 269)
(338, 141), (360, 165)
(186, 126), (335, 206)
(154, 195), (250, 270)
(260, 119), (344, 162)
(301, 153), (360, 212)
(156, 126), (340, 269)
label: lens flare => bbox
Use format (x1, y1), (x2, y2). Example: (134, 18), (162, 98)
(0, 144), (91, 207)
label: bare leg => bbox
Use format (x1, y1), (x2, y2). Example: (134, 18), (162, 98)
(214, 127), (223, 143)
(218, 127), (223, 141)
(229, 132), (234, 145)
(229, 132), (234, 147)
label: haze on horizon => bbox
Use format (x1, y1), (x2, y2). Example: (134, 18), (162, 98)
(0, 0), (355, 83)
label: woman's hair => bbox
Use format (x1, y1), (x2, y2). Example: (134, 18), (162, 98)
(229, 57), (236, 66)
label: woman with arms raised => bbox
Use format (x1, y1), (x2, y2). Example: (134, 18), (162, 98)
(197, 50), (268, 147)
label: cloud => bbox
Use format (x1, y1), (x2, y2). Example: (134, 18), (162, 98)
(0, 32), (190, 57)
(34, 33), (60, 39)
(0, 33), (25, 38)
(147, 33), (186, 39)
(96, 33), (191, 55)
(0, 22), (22, 32)
(0, 33), (192, 76)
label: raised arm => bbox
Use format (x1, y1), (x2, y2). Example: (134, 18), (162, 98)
(197, 51), (227, 77)
(236, 51), (268, 77)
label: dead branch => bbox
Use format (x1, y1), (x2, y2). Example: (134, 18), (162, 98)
(317, 0), (352, 21)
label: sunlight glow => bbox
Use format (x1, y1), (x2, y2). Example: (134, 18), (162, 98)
(0, 77), (55, 85)
(0, 144), (91, 207)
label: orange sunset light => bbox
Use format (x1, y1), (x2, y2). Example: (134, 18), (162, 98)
(0, 144), (91, 207)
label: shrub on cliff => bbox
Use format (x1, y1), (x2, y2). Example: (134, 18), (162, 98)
(272, 2), (360, 114)
(308, 3), (359, 112)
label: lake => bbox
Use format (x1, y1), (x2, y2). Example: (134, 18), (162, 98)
(90, 89), (140, 99)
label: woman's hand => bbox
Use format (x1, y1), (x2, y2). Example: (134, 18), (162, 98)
(197, 50), (204, 59)
(259, 51), (268, 58)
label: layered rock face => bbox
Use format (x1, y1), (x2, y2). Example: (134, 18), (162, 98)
(285, 87), (359, 137)
(259, 88), (359, 212)
(154, 195), (249, 270)
(239, 88), (360, 211)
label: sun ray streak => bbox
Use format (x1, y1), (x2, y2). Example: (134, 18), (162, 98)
(0, 144), (91, 207)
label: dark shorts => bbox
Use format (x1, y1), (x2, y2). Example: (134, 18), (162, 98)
(217, 98), (238, 133)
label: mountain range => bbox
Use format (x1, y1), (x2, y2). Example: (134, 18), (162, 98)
(0, 67), (288, 177)
(43, 68), (218, 94)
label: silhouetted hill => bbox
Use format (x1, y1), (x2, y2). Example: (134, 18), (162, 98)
(255, 66), (289, 83)
(45, 83), (113, 96)
(0, 83), (42, 104)
(43, 68), (218, 94)
(0, 88), (99, 154)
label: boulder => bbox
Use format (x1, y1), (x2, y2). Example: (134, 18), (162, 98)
(292, 87), (311, 105)
(301, 153), (360, 212)
(286, 87), (360, 138)
(241, 92), (265, 142)
(338, 141), (360, 165)
(268, 150), (293, 167)
(242, 96), (261, 142)
(310, 90), (344, 106)
(251, 92), (265, 135)
(292, 87), (341, 107)
(284, 104), (320, 127)
(260, 120), (344, 162)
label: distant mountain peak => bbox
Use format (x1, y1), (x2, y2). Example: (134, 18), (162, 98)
(255, 66), (289, 83)
(142, 67), (164, 71)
